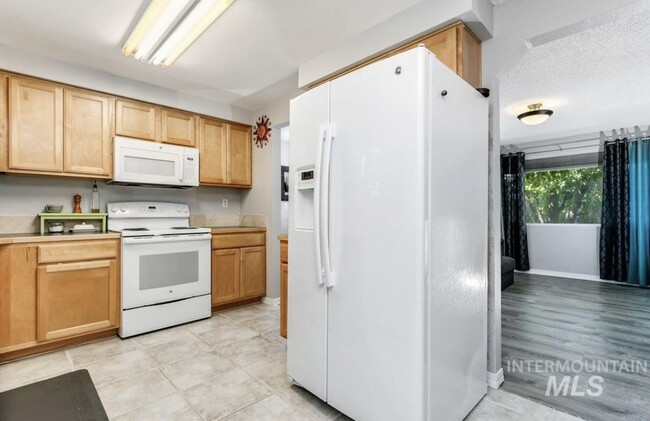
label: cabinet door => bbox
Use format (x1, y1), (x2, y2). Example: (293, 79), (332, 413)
(37, 259), (118, 342)
(422, 27), (457, 74)
(240, 246), (266, 298)
(199, 118), (227, 184)
(162, 109), (196, 147)
(0, 245), (38, 353)
(64, 89), (113, 177)
(227, 124), (252, 186)
(8, 77), (63, 172)
(212, 248), (240, 305)
(0, 74), (7, 172)
(280, 262), (288, 338)
(115, 99), (160, 141)
(457, 25), (482, 88)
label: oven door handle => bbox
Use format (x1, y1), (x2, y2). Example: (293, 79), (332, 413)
(123, 234), (212, 244)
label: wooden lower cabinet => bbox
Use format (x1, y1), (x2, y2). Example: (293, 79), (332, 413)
(0, 239), (120, 361)
(212, 248), (240, 304)
(279, 235), (288, 338)
(211, 231), (266, 309)
(37, 259), (118, 342)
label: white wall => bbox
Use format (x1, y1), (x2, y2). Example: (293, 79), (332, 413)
(526, 224), (600, 280)
(0, 175), (241, 216)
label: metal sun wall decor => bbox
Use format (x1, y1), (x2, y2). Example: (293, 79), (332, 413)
(254, 115), (272, 148)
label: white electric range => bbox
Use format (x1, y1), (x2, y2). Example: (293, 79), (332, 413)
(108, 202), (212, 338)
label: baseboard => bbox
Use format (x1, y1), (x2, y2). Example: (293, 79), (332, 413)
(520, 269), (603, 283)
(487, 368), (504, 389)
(261, 296), (280, 307)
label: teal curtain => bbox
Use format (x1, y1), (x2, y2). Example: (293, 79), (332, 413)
(628, 138), (650, 287)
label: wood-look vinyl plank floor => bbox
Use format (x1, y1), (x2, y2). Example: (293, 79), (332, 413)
(501, 273), (650, 421)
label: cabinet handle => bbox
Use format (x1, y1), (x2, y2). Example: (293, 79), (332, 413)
(46, 260), (111, 273)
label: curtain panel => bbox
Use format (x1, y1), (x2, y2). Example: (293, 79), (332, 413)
(501, 152), (530, 270)
(628, 138), (650, 286)
(600, 139), (630, 282)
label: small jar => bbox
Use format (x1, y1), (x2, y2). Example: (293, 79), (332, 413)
(48, 222), (64, 233)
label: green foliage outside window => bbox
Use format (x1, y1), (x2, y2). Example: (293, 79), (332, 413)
(524, 167), (603, 224)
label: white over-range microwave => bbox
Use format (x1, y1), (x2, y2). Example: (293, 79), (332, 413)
(109, 136), (199, 188)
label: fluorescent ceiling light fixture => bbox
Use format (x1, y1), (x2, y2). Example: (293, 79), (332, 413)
(123, 0), (235, 67)
(517, 103), (554, 126)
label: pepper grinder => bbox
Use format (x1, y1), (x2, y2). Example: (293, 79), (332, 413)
(73, 194), (82, 213)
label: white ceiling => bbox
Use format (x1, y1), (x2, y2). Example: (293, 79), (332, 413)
(499, 2), (650, 144)
(0, 0), (420, 110)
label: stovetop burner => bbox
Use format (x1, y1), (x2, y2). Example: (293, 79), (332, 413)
(122, 228), (150, 231)
(172, 226), (198, 230)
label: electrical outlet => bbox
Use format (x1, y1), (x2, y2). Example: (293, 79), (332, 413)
(222, 199), (229, 208)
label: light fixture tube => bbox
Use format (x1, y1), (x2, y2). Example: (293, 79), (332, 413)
(151, 0), (235, 67)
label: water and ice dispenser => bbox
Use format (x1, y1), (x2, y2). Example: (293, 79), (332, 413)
(295, 166), (315, 230)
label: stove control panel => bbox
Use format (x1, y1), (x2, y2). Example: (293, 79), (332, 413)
(107, 202), (190, 218)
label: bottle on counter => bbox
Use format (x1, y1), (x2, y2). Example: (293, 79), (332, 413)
(91, 181), (101, 213)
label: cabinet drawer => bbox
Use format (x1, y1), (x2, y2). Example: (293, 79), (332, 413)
(38, 240), (118, 264)
(212, 233), (265, 250)
(280, 241), (288, 263)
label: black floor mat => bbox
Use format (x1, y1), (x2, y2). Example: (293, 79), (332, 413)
(0, 369), (108, 421)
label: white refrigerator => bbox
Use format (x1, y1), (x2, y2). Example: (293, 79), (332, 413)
(288, 46), (488, 421)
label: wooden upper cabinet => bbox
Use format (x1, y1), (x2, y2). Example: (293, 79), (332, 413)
(0, 74), (7, 172)
(240, 246), (266, 298)
(227, 124), (252, 186)
(456, 25), (482, 89)
(199, 117), (227, 184)
(115, 99), (160, 141)
(64, 89), (113, 177)
(37, 259), (118, 342)
(8, 77), (63, 172)
(422, 27), (458, 74)
(162, 109), (196, 147)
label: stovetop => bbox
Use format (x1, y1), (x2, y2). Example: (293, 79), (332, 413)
(106, 202), (210, 237)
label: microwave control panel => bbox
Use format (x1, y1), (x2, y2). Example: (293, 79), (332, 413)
(297, 167), (315, 190)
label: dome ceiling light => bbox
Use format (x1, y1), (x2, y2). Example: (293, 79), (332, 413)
(517, 103), (553, 126)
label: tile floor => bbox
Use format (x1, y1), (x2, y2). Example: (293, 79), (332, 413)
(0, 302), (581, 420)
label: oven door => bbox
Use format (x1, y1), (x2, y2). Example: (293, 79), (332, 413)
(121, 234), (211, 309)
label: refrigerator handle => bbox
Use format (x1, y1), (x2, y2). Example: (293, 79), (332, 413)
(321, 123), (335, 288)
(314, 125), (326, 285)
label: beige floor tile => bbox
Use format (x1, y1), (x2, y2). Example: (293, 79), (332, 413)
(225, 393), (306, 420)
(244, 352), (291, 390)
(134, 325), (195, 348)
(241, 313), (281, 334)
(466, 398), (535, 421)
(96, 369), (175, 418)
(114, 393), (202, 421)
(184, 314), (233, 334)
(219, 305), (268, 323)
(0, 351), (72, 392)
(160, 351), (235, 390)
(198, 324), (259, 346)
(68, 337), (139, 367)
(184, 368), (271, 420)
(278, 385), (340, 420)
(262, 328), (287, 346)
(144, 334), (211, 366)
(80, 350), (155, 387)
(216, 336), (284, 367)
(485, 387), (556, 420)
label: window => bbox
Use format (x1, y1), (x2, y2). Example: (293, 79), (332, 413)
(524, 167), (602, 224)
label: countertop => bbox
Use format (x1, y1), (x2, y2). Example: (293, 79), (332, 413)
(210, 226), (266, 234)
(0, 231), (121, 245)
(278, 234), (288, 241)
(0, 226), (267, 245)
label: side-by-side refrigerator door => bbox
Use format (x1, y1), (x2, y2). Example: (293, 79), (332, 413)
(326, 49), (428, 421)
(287, 83), (330, 401)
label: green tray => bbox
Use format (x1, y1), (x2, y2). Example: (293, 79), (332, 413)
(39, 213), (108, 234)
